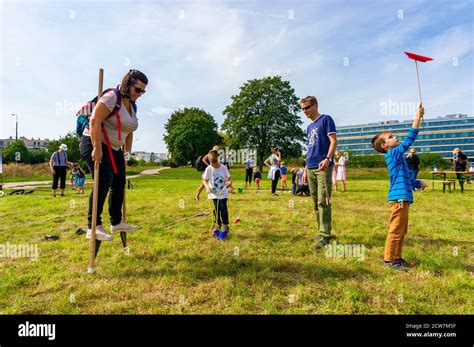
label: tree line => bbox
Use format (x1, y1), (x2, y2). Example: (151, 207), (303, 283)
(1, 75), (450, 169)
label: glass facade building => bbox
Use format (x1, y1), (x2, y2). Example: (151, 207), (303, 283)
(336, 114), (474, 159)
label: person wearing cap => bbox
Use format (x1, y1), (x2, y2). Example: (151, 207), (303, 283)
(453, 148), (470, 191)
(406, 147), (420, 181)
(50, 144), (73, 197)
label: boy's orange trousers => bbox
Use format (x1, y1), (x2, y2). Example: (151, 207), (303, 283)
(384, 201), (409, 262)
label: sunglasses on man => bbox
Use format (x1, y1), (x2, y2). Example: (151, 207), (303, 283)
(302, 104), (314, 111)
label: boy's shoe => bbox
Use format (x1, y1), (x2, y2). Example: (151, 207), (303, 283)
(86, 225), (113, 241)
(213, 228), (220, 238)
(110, 222), (138, 234)
(394, 258), (414, 268)
(316, 238), (330, 250)
(218, 229), (229, 240)
(383, 260), (408, 272)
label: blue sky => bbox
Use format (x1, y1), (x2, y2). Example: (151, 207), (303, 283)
(1, 0), (472, 153)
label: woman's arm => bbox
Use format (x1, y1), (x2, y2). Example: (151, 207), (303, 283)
(264, 158), (271, 167)
(125, 132), (133, 153)
(202, 154), (210, 166)
(274, 152), (281, 162)
(89, 102), (111, 163)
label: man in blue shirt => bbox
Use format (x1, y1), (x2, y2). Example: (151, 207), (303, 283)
(301, 96), (337, 249)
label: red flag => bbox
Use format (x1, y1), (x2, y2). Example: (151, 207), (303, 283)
(404, 52), (433, 62)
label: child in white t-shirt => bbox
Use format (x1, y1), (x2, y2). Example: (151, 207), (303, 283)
(202, 150), (233, 240)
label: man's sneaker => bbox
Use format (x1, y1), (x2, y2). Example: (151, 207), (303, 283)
(110, 222), (138, 234)
(213, 228), (220, 238)
(86, 225), (113, 241)
(218, 230), (229, 240)
(316, 238), (330, 250)
(394, 258), (414, 268)
(383, 260), (408, 272)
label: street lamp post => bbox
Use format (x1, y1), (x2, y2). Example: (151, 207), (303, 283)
(11, 114), (18, 141)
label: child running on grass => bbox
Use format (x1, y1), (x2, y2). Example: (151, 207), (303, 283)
(202, 150), (233, 240)
(371, 103), (427, 271)
(253, 166), (262, 190)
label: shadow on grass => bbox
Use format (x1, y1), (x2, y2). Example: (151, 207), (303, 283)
(119, 255), (378, 288)
(410, 236), (474, 247)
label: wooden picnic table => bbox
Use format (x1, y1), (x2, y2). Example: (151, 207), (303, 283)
(429, 171), (472, 192)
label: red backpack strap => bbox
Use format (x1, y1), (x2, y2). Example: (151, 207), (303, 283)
(101, 126), (118, 174)
(112, 89), (122, 141)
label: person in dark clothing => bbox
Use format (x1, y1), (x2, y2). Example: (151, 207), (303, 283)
(50, 144), (73, 197)
(253, 166), (262, 190)
(291, 168), (298, 195)
(80, 69), (148, 241)
(453, 148), (470, 192)
(406, 147), (420, 181)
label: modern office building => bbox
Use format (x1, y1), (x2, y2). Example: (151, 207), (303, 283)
(337, 114), (474, 159)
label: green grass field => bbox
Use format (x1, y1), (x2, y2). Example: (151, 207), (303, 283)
(0, 167), (473, 314)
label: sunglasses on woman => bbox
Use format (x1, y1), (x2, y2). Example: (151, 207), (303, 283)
(134, 85), (146, 94)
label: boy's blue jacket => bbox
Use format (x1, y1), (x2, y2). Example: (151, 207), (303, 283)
(384, 128), (422, 203)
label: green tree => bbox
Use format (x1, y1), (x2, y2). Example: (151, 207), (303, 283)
(222, 76), (305, 171)
(47, 132), (81, 163)
(2, 140), (29, 164)
(164, 107), (223, 166)
(419, 153), (451, 170)
(28, 150), (49, 164)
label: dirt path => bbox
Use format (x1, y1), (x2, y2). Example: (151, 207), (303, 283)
(2, 167), (170, 190)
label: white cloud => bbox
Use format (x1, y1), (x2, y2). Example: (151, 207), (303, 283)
(151, 106), (174, 117)
(1, 0), (473, 153)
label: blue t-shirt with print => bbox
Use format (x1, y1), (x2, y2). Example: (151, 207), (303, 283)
(306, 114), (337, 169)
